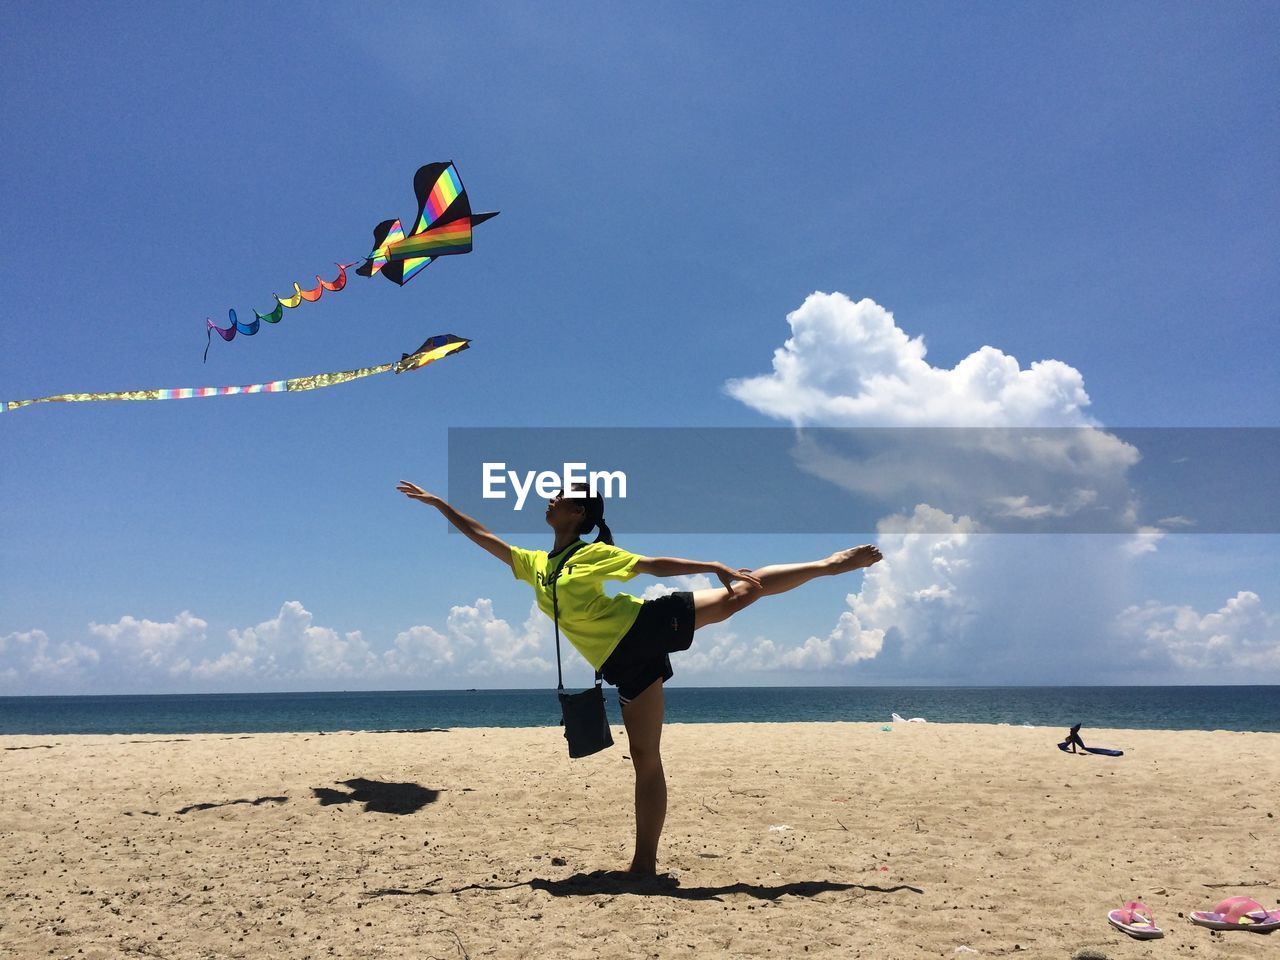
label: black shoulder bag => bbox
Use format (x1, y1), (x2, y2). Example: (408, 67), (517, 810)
(550, 542), (614, 758)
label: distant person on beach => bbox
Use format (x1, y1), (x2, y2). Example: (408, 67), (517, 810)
(1062, 723), (1088, 753)
(397, 480), (882, 876)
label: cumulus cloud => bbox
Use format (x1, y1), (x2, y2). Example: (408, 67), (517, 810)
(721, 508), (1138, 684)
(736, 505), (982, 677)
(379, 598), (562, 682)
(442, 599), (553, 676)
(188, 649), (256, 681)
(2, 596), (570, 693)
(848, 506), (980, 658)
(726, 292), (1095, 428)
(384, 624), (455, 674)
(668, 508), (979, 678)
(1117, 591), (1280, 675)
(0, 629), (99, 683)
(724, 292), (1145, 534)
(637, 570), (889, 676)
(89, 611), (207, 673)
(202, 601), (375, 681)
(772, 611), (885, 670)
(714, 292), (1181, 680)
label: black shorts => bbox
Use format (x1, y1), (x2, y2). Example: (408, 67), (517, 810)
(600, 592), (696, 705)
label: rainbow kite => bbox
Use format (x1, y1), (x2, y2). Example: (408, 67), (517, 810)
(206, 161), (497, 355)
(4, 335), (470, 414)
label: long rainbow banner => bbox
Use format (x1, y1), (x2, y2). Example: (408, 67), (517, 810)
(3, 335), (470, 414)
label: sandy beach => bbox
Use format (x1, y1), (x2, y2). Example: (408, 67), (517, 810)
(2, 721), (1277, 959)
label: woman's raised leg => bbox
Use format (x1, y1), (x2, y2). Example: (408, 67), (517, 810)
(620, 678), (667, 874)
(693, 544), (882, 629)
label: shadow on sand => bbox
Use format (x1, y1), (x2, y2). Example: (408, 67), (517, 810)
(175, 796), (288, 815)
(312, 777), (439, 815)
(366, 870), (923, 902)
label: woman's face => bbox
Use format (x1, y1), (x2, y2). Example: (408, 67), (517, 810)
(545, 489), (585, 528)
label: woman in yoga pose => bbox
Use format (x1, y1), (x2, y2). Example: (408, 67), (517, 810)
(397, 480), (882, 875)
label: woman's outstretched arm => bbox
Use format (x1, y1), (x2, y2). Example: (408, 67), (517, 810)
(633, 556), (762, 593)
(397, 480), (513, 569)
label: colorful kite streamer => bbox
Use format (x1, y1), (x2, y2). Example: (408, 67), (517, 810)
(4, 336), (470, 414)
(206, 161), (497, 357)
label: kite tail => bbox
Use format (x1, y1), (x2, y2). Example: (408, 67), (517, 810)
(275, 263), (351, 308)
(203, 264), (353, 360)
(204, 308), (260, 362)
(8, 333), (470, 412)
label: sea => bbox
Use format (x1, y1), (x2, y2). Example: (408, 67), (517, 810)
(1, 686), (1278, 736)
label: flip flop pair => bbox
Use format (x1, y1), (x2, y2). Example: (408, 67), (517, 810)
(1190, 896), (1280, 932)
(1108, 901), (1164, 939)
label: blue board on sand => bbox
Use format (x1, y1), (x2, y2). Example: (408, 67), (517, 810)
(1058, 741), (1124, 757)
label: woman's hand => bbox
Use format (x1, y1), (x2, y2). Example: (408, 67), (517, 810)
(396, 480), (442, 507)
(715, 565), (762, 595)
(397, 482), (512, 567)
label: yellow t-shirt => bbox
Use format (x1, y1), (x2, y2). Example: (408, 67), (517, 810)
(510, 540), (644, 669)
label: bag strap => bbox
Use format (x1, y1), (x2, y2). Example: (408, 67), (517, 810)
(548, 541), (590, 691)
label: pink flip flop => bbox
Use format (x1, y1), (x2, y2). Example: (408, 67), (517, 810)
(1108, 901), (1164, 939)
(1190, 896), (1280, 932)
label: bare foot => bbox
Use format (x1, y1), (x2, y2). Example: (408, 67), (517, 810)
(829, 545), (883, 573)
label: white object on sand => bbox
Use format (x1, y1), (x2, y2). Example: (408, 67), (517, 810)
(891, 712), (927, 723)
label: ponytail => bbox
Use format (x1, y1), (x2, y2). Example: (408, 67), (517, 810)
(572, 485), (614, 545)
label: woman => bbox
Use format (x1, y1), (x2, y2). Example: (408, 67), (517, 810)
(396, 479), (883, 876)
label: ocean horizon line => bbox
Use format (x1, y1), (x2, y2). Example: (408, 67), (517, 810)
(3, 685), (1279, 736)
(4, 681), (1278, 701)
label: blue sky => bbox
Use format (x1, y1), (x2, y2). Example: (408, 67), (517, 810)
(2, 2), (1277, 694)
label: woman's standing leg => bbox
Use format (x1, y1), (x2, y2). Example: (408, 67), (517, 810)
(693, 544), (882, 628)
(620, 678), (666, 874)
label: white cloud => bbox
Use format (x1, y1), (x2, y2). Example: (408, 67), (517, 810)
(89, 610), (207, 672)
(188, 650), (256, 680)
(1123, 526), (1167, 557)
(712, 292), (1192, 680)
(1117, 591), (1280, 674)
(384, 624), (455, 673)
(0, 629), (99, 682)
(443, 599), (553, 676)
(692, 507), (982, 677)
(990, 487), (1098, 520)
(819, 526), (1152, 682)
(724, 292), (1143, 534)
(640, 523), (1143, 687)
(640, 573), (714, 599)
(774, 610), (885, 669)
(210, 601), (375, 680)
(381, 598), (559, 682)
(2, 596), (569, 692)
(668, 510), (977, 677)
(725, 292), (1094, 428)
(836, 505), (981, 665)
